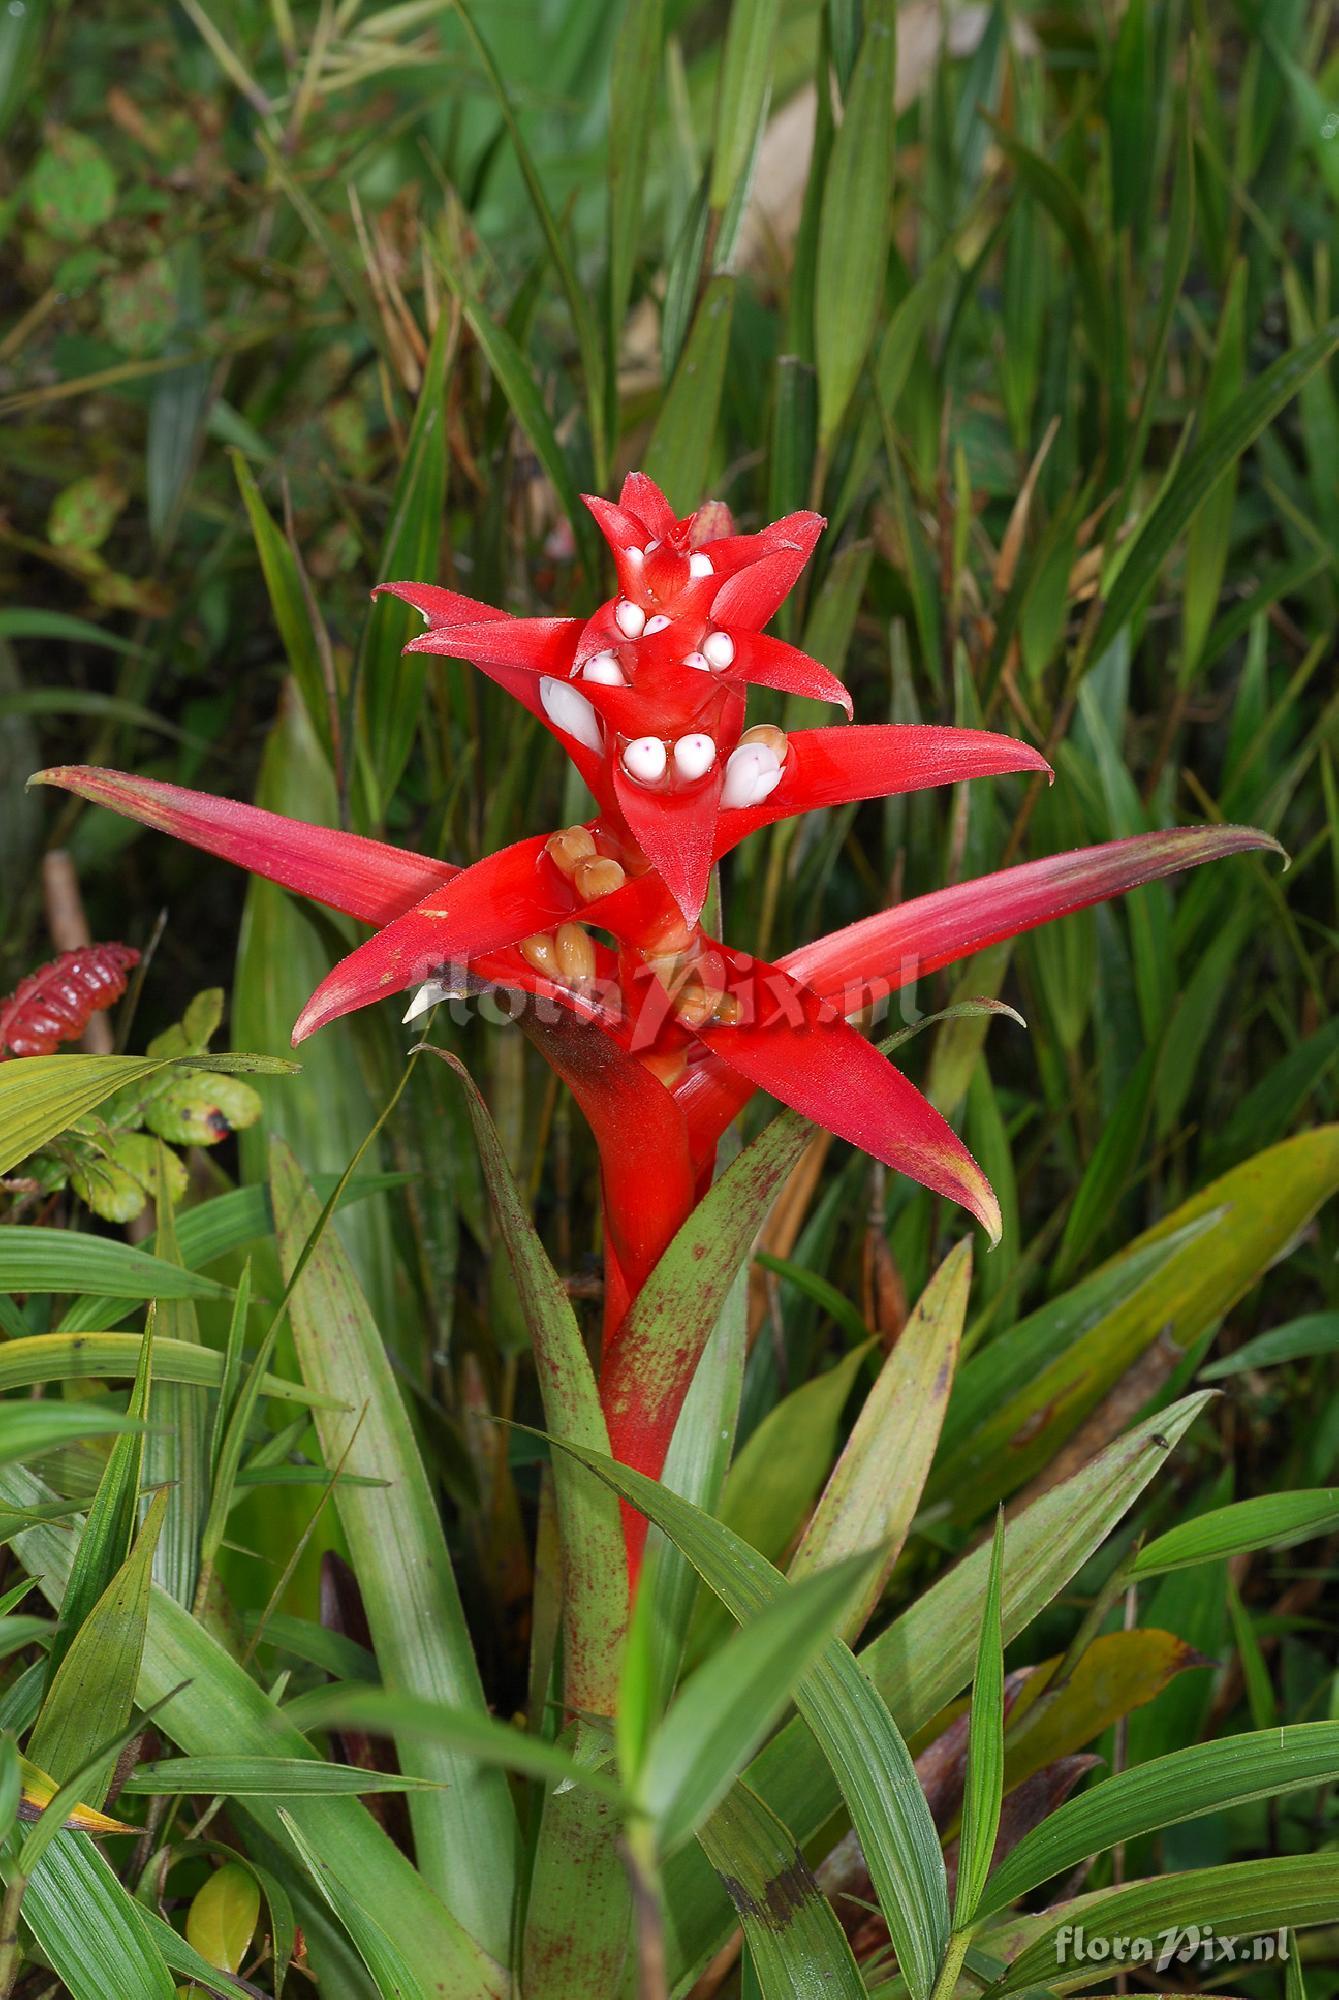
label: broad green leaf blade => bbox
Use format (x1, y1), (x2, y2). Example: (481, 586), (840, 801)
(815, 0), (897, 445)
(607, 0), (663, 359)
(185, 1861), (259, 1976)
(1131, 1490), (1339, 1577)
(659, 1393), (1213, 1988)
(0, 1227), (231, 1300)
(983, 1722), (1339, 1919)
(269, 1135), (519, 1965)
(0, 1330), (335, 1406)
(428, 1050), (625, 1713)
(953, 1512), (1004, 1928)
(643, 1551), (879, 1852)
(0, 1053), (174, 1174)
(545, 1434), (950, 2000)
(697, 1781), (866, 2000)
(991, 1856), (1339, 1995)
(790, 1239), (970, 1639)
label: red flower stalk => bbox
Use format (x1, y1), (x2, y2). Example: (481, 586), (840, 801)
(31, 475), (1278, 1561)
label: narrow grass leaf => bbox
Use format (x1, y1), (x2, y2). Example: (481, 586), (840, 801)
(954, 1511), (1005, 1928)
(1131, 1489), (1339, 1577)
(814, 0), (897, 446)
(0, 1329), (334, 1407)
(983, 1721), (1339, 1918)
(1092, 320), (1339, 660)
(645, 275), (736, 514)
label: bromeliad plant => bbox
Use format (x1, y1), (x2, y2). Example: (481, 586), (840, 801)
(35, 474), (1274, 1559)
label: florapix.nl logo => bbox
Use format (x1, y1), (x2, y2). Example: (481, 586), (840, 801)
(1054, 1922), (1290, 1973)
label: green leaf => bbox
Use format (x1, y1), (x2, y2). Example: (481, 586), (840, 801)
(953, 1512), (1004, 1929)
(30, 1490), (168, 1805)
(360, 307), (451, 807)
(186, 1862), (259, 1976)
(0, 1401), (141, 1468)
(544, 1433), (950, 2000)
(607, 0), (663, 355)
(642, 1551), (879, 1852)
(644, 275), (736, 514)
(0, 1053), (176, 1175)
(930, 1128), (1339, 1522)
(1131, 1489), (1339, 1577)
(11, 1836), (176, 2000)
(0, 1329), (335, 1407)
(687, 1340), (870, 1666)
(709, 0), (781, 213)
(697, 1782), (866, 2000)
(814, 0), (897, 445)
(0, 1460), (507, 2000)
(37, 1317), (155, 1695)
(269, 1135), (519, 1966)
(447, 0), (607, 477)
(1091, 320), (1339, 660)
(658, 1394), (1212, 1987)
(123, 1754), (449, 1797)
(790, 1239), (970, 1640)
(1200, 1311), (1339, 1379)
(0, 1227), (230, 1301)
(285, 1684), (630, 1807)
(232, 452), (330, 758)
(992, 1855), (1339, 1995)
(982, 1722), (1339, 1918)
(427, 1050), (625, 1711)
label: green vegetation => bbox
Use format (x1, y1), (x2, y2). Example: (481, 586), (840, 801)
(1, 2), (1336, 1996)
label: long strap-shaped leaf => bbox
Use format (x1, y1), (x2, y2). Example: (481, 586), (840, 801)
(987, 1854), (1339, 1997)
(270, 1136), (519, 1968)
(544, 1434), (950, 2000)
(981, 1721), (1339, 1919)
(697, 1781), (867, 2000)
(425, 1047), (627, 1715)
(658, 1391), (1214, 1988)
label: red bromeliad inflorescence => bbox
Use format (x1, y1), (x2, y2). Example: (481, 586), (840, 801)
(33, 475), (1277, 1564)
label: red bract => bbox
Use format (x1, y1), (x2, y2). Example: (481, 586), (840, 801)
(31, 473), (1281, 1569)
(0, 943), (139, 1059)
